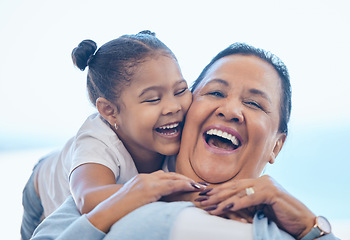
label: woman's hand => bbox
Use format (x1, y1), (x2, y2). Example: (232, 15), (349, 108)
(87, 170), (205, 233)
(195, 175), (315, 239)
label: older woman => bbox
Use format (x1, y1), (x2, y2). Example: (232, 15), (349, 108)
(31, 43), (339, 240)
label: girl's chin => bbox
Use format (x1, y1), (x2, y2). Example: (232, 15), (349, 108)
(158, 143), (181, 156)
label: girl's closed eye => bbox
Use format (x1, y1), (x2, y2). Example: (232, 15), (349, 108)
(143, 97), (161, 103)
(175, 87), (188, 96)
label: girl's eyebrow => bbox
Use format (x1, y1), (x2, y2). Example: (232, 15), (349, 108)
(174, 79), (187, 86)
(138, 86), (162, 98)
(138, 79), (187, 98)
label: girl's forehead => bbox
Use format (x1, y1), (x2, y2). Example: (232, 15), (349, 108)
(126, 55), (183, 90)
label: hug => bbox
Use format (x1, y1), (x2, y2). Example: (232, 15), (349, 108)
(22, 31), (338, 240)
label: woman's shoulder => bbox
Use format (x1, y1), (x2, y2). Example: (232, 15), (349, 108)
(104, 201), (193, 240)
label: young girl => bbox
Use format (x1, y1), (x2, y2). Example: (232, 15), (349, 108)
(21, 30), (202, 240)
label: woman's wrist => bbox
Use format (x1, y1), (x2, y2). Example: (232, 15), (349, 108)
(296, 214), (317, 239)
(298, 216), (332, 240)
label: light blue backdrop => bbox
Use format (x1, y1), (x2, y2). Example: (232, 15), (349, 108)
(1, 0), (349, 238)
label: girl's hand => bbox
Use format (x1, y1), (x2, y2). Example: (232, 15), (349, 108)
(120, 170), (206, 205)
(195, 175), (315, 239)
(71, 163), (205, 215)
(87, 170), (205, 233)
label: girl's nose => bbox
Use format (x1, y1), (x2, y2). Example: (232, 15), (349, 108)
(162, 97), (182, 115)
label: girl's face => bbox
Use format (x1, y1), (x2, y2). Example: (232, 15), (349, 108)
(115, 55), (192, 161)
(176, 55), (286, 183)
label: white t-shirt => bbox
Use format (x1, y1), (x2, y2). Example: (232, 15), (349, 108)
(37, 113), (173, 217)
(170, 207), (253, 240)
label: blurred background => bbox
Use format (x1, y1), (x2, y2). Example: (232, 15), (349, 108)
(0, 0), (349, 239)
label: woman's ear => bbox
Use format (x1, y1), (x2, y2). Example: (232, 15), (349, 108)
(96, 97), (118, 126)
(269, 133), (286, 164)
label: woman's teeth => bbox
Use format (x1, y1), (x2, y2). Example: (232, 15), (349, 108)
(206, 129), (239, 147)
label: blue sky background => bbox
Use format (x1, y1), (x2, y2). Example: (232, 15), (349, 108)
(1, 0), (349, 238)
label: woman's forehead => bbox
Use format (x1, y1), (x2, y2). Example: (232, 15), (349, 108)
(195, 55), (281, 93)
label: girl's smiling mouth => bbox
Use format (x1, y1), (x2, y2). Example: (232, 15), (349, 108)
(155, 122), (181, 137)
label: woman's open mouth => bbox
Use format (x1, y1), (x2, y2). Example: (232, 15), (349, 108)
(204, 128), (241, 152)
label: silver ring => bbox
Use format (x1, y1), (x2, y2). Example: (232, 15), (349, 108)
(245, 187), (255, 196)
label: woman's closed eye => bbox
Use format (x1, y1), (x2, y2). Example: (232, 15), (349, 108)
(244, 100), (263, 110)
(207, 91), (225, 98)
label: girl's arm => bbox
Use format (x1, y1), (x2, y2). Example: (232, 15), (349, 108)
(85, 171), (205, 233)
(32, 172), (204, 239)
(70, 163), (122, 214)
(70, 163), (206, 225)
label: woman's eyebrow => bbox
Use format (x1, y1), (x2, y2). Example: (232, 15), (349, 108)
(206, 78), (229, 87)
(249, 88), (271, 103)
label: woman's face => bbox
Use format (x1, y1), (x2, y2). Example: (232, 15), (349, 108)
(176, 55), (286, 183)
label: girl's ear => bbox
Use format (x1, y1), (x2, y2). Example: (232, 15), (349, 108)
(269, 133), (286, 164)
(96, 97), (119, 127)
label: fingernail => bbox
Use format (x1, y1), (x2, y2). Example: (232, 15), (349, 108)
(199, 188), (213, 196)
(197, 182), (210, 186)
(191, 182), (202, 189)
(204, 205), (217, 211)
(223, 203), (234, 211)
(194, 196), (209, 202)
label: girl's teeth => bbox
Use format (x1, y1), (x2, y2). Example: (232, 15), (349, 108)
(159, 123), (179, 129)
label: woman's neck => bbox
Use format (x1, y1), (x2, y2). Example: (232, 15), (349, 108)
(175, 151), (202, 182)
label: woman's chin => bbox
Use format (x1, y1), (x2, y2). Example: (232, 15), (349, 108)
(196, 169), (235, 184)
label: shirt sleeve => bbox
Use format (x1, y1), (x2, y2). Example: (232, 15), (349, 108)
(253, 211), (341, 240)
(316, 233), (341, 240)
(31, 196), (106, 240)
(70, 135), (121, 179)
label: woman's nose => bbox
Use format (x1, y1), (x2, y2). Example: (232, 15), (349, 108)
(162, 97), (182, 115)
(215, 100), (244, 123)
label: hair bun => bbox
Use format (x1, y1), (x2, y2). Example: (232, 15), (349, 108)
(137, 30), (155, 36)
(71, 39), (97, 71)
